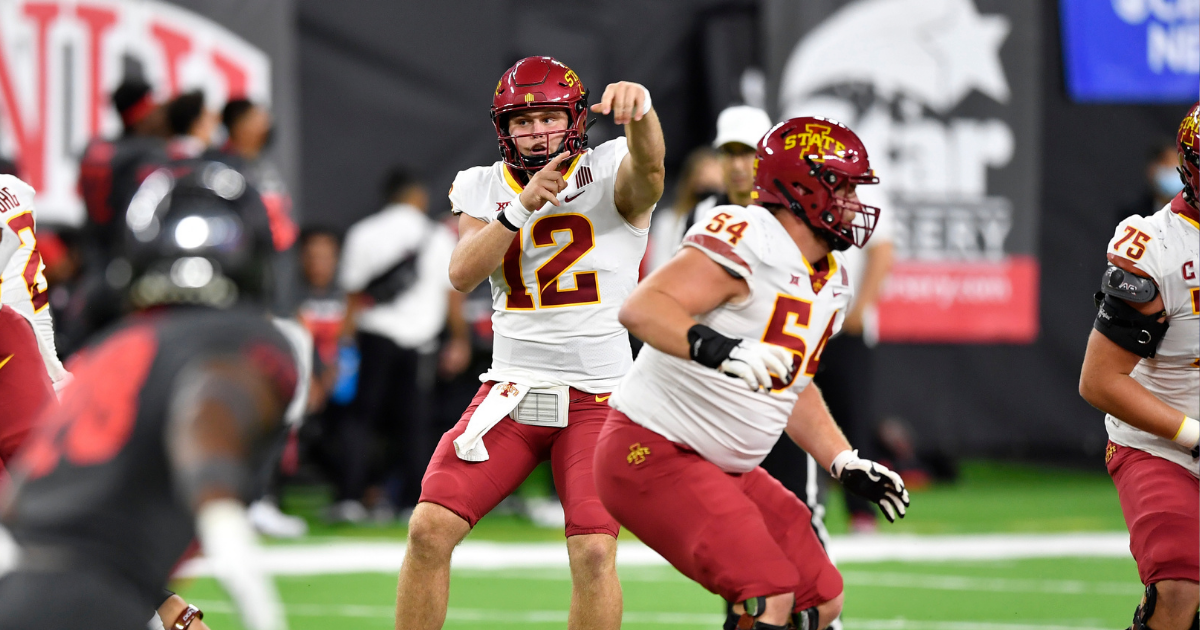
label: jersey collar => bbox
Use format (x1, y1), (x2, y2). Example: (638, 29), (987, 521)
(801, 253), (839, 294)
(502, 154), (584, 195)
(1170, 192), (1200, 230)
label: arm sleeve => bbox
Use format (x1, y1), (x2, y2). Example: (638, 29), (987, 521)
(679, 204), (762, 279)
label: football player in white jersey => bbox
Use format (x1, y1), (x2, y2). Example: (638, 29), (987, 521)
(0, 174), (69, 466)
(1079, 103), (1199, 630)
(595, 117), (908, 630)
(394, 56), (664, 630)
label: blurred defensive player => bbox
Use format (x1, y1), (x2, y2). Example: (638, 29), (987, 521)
(1079, 104), (1200, 630)
(0, 162), (296, 630)
(394, 56), (665, 630)
(595, 117), (909, 630)
(0, 173), (70, 466)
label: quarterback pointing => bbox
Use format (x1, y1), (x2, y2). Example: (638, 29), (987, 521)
(595, 117), (908, 630)
(394, 57), (664, 630)
(1079, 103), (1200, 630)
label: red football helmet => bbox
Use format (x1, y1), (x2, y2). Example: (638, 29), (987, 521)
(491, 56), (590, 172)
(1177, 102), (1199, 208)
(751, 116), (880, 250)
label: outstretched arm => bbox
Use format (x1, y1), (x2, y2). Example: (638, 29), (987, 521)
(166, 357), (289, 630)
(593, 82), (665, 228)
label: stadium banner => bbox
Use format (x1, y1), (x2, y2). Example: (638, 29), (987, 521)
(0, 0), (296, 225)
(1060, 0), (1199, 103)
(765, 0), (1041, 343)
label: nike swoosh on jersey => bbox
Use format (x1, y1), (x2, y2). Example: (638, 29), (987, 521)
(0, 354), (11, 371)
(564, 191), (586, 203)
(595, 395), (611, 403)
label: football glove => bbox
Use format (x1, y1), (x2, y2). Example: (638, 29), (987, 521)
(688, 324), (794, 392)
(719, 341), (795, 392)
(830, 449), (910, 523)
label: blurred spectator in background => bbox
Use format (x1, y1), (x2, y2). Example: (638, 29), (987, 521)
(70, 79), (170, 354)
(78, 79), (169, 254)
(166, 90), (218, 160)
(331, 168), (464, 523)
(221, 99), (299, 253)
(695, 105), (772, 217)
(645, 146), (723, 273)
(1117, 143), (1184, 225)
(297, 227), (347, 392)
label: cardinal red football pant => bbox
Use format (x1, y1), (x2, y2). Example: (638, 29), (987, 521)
(420, 382), (619, 537)
(1106, 441), (1199, 585)
(595, 410), (843, 609)
(0, 305), (55, 465)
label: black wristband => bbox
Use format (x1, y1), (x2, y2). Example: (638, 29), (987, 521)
(496, 211), (520, 232)
(687, 324), (740, 369)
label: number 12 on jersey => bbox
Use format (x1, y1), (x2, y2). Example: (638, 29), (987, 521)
(761, 294), (838, 390)
(502, 213), (601, 310)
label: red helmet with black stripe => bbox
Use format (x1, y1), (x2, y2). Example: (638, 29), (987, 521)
(752, 116), (880, 250)
(491, 56), (590, 172)
(1177, 102), (1199, 209)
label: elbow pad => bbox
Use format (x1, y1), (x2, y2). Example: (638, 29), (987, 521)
(1093, 292), (1169, 358)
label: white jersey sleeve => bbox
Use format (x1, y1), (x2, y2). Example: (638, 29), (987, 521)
(1103, 205), (1200, 476)
(680, 202), (766, 281)
(450, 166), (503, 224)
(0, 175), (68, 386)
(1107, 214), (1166, 280)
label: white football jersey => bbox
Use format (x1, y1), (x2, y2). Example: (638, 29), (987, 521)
(450, 138), (649, 393)
(1104, 198), (1200, 476)
(611, 203), (853, 473)
(0, 175), (66, 384)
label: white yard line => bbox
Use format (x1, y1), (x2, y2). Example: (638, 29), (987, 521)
(186, 601), (1108, 630)
(176, 532), (1130, 578)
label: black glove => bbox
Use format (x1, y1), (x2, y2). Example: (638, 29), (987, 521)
(831, 450), (910, 523)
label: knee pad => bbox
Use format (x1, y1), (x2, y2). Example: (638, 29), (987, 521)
(723, 598), (789, 630)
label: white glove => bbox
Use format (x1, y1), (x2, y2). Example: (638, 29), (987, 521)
(196, 499), (288, 630)
(830, 449), (910, 523)
(718, 341), (795, 392)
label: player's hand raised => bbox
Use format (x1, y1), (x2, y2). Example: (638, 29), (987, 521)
(718, 340), (794, 392)
(830, 450), (910, 522)
(591, 81), (650, 125)
(516, 151), (571, 217)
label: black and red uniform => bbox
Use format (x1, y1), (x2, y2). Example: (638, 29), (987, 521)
(0, 307), (296, 630)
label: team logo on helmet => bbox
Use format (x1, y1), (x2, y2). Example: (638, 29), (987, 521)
(783, 123), (847, 162)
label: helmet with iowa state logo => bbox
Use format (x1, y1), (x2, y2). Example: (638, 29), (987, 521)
(1177, 101), (1199, 209)
(491, 56), (590, 172)
(752, 116), (880, 250)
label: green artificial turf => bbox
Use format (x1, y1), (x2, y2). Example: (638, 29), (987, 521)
(177, 556), (1140, 629)
(176, 460), (1137, 628)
